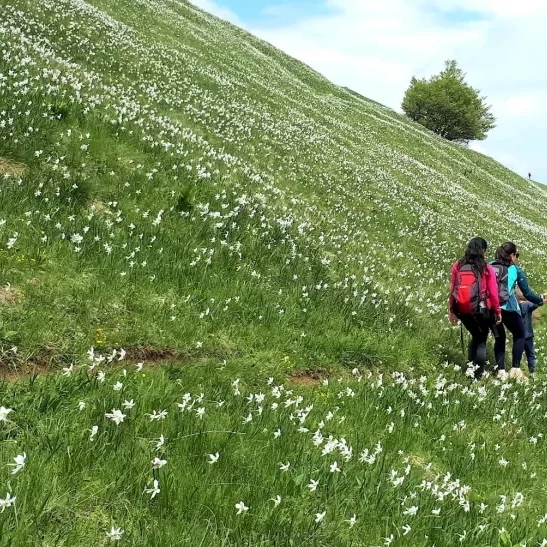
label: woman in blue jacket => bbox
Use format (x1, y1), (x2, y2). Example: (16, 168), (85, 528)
(492, 242), (545, 380)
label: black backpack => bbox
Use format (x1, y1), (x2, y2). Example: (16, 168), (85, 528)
(490, 261), (510, 306)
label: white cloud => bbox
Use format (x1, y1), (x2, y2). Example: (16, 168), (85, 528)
(497, 93), (547, 118)
(432, 0), (547, 18)
(253, 2), (487, 110)
(190, 0), (547, 181)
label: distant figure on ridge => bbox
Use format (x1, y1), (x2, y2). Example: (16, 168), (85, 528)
(528, 172), (532, 180)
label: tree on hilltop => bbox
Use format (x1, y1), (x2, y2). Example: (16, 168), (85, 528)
(402, 60), (496, 144)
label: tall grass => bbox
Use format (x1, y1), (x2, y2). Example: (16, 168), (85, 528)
(1, 355), (547, 545)
(0, 0), (546, 374)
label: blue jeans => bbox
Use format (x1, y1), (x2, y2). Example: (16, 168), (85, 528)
(524, 337), (536, 373)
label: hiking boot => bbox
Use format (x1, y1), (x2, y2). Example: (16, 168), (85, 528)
(497, 370), (508, 380)
(509, 368), (528, 383)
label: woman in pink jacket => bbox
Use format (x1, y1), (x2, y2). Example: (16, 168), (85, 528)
(449, 237), (502, 378)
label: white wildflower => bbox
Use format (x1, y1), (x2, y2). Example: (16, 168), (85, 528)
(307, 479), (319, 492)
(0, 493), (16, 512)
(10, 452), (26, 474)
(269, 495), (282, 507)
(105, 409), (126, 425)
(106, 527), (124, 541)
(89, 425), (99, 441)
(144, 479), (160, 499)
(235, 501), (249, 515)
(151, 457), (167, 469)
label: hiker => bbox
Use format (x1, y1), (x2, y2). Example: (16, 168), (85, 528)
(516, 288), (540, 376)
(528, 172), (532, 180)
(449, 237), (502, 379)
(490, 242), (545, 381)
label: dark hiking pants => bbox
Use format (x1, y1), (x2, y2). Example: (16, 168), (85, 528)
(493, 310), (525, 371)
(460, 314), (491, 378)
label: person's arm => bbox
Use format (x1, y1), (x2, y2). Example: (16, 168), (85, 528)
(520, 301), (539, 314)
(449, 263), (458, 324)
(517, 268), (544, 306)
(486, 265), (502, 314)
(449, 263), (457, 313)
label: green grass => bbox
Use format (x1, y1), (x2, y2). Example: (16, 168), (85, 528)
(1, 358), (547, 545)
(1, 0), (546, 372)
(1, 0), (547, 544)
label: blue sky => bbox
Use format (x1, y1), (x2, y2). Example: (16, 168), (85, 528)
(212, 1), (333, 24)
(226, 2), (489, 25)
(191, 0), (547, 186)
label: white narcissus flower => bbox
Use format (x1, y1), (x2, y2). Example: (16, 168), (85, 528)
(235, 501), (249, 515)
(307, 479), (319, 492)
(330, 461), (341, 473)
(78, 401), (86, 411)
(155, 435), (166, 451)
(89, 425), (99, 441)
(105, 409), (126, 425)
(208, 452), (219, 464)
(145, 480), (160, 499)
(0, 407), (13, 422)
(10, 453), (26, 474)
(269, 495), (282, 507)
(403, 506), (418, 516)
(0, 493), (16, 512)
(315, 511), (326, 523)
(151, 457), (167, 469)
(196, 407), (205, 419)
(346, 514), (357, 528)
(148, 410), (168, 421)
(279, 461), (290, 472)
(106, 526), (124, 541)
(122, 400), (135, 409)
(113, 382), (123, 391)
(403, 524), (411, 536)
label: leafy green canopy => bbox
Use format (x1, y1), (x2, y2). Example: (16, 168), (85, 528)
(402, 60), (496, 144)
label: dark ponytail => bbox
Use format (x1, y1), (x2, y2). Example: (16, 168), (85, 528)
(495, 242), (517, 266)
(458, 237), (488, 274)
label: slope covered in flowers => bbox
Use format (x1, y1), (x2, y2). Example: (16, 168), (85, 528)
(1, 0), (547, 369)
(3, 1), (547, 545)
(2, 352), (547, 545)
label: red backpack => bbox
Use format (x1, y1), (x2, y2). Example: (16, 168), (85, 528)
(452, 265), (485, 316)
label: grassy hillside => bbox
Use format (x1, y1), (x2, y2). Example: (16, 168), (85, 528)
(3, 1), (547, 546)
(3, 357), (547, 546)
(1, 0), (546, 374)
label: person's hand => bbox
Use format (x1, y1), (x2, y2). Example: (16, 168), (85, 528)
(449, 313), (459, 326)
(495, 312), (502, 325)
